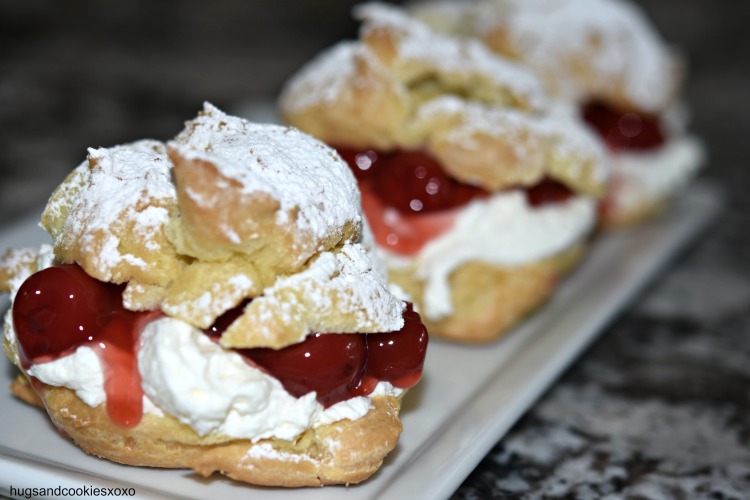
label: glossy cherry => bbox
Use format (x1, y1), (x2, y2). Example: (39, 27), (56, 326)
(338, 148), (488, 214)
(14, 264), (429, 417)
(525, 178), (574, 207)
(208, 302), (429, 408)
(377, 151), (488, 214)
(336, 148), (383, 182)
(358, 303), (428, 392)
(581, 101), (665, 151)
(242, 333), (367, 407)
(13, 264), (157, 427)
(13, 265), (117, 366)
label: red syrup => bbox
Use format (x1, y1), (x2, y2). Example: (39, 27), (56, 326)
(581, 101), (666, 151)
(337, 148), (574, 255)
(13, 264), (160, 427)
(206, 303), (428, 408)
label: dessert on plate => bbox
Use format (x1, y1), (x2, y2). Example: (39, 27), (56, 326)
(0, 103), (428, 487)
(280, 3), (608, 342)
(411, 0), (705, 227)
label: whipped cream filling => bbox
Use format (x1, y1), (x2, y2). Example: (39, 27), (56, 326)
(384, 191), (596, 319)
(611, 135), (704, 215)
(138, 317), (396, 441)
(550, 100), (704, 217)
(8, 298), (400, 442)
(5, 246), (401, 441)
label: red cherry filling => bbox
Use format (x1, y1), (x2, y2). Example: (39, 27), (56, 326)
(208, 303), (428, 408)
(13, 265), (160, 427)
(525, 178), (575, 207)
(338, 148), (488, 255)
(337, 148), (575, 255)
(13, 265), (115, 365)
(581, 100), (666, 151)
(240, 333), (367, 407)
(354, 303), (428, 396)
(338, 148), (489, 214)
(13, 265), (428, 422)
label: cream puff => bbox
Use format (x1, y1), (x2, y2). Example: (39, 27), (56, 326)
(1, 103), (428, 487)
(280, 4), (608, 342)
(411, 0), (705, 227)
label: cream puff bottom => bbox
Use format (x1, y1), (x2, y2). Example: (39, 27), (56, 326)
(388, 243), (586, 343)
(11, 375), (403, 487)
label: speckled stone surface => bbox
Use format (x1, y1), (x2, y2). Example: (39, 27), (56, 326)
(0, 1), (748, 499)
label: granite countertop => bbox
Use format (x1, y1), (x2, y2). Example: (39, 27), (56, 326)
(1, 1), (749, 498)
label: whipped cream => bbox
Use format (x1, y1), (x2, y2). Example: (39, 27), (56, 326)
(607, 102), (704, 214)
(384, 192), (596, 319)
(550, 100), (704, 218)
(611, 135), (704, 216)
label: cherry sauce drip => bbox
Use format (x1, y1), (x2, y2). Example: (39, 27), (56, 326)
(206, 303), (428, 408)
(13, 265), (160, 427)
(581, 101), (666, 151)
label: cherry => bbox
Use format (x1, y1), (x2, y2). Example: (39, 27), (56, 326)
(337, 148), (489, 215)
(13, 264), (119, 367)
(361, 303), (428, 390)
(336, 147), (490, 255)
(336, 148), (383, 181)
(241, 333), (367, 408)
(581, 101), (665, 151)
(13, 263), (429, 420)
(204, 301), (246, 340)
(207, 302), (429, 408)
(13, 264), (156, 428)
(373, 151), (488, 214)
(525, 178), (574, 207)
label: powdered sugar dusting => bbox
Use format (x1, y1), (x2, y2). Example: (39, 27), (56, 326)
(355, 2), (544, 110)
(45, 140), (176, 281)
(170, 103), (362, 241)
(418, 96), (543, 149)
(282, 3), (545, 115)
(1, 247), (42, 299)
(280, 42), (373, 114)
(162, 274), (255, 327)
(481, 0), (675, 112)
(244, 242), (405, 341)
(416, 96), (609, 187)
(243, 443), (314, 464)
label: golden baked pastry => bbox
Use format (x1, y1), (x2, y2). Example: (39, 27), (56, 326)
(11, 380), (402, 487)
(1, 103), (428, 487)
(411, 0), (704, 227)
(280, 3), (608, 342)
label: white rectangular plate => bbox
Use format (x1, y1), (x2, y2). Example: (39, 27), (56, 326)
(0, 183), (721, 500)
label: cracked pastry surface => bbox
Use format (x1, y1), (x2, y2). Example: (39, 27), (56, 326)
(411, 0), (704, 227)
(280, 2), (607, 197)
(40, 103), (403, 345)
(1, 103), (427, 487)
(281, 3), (608, 342)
